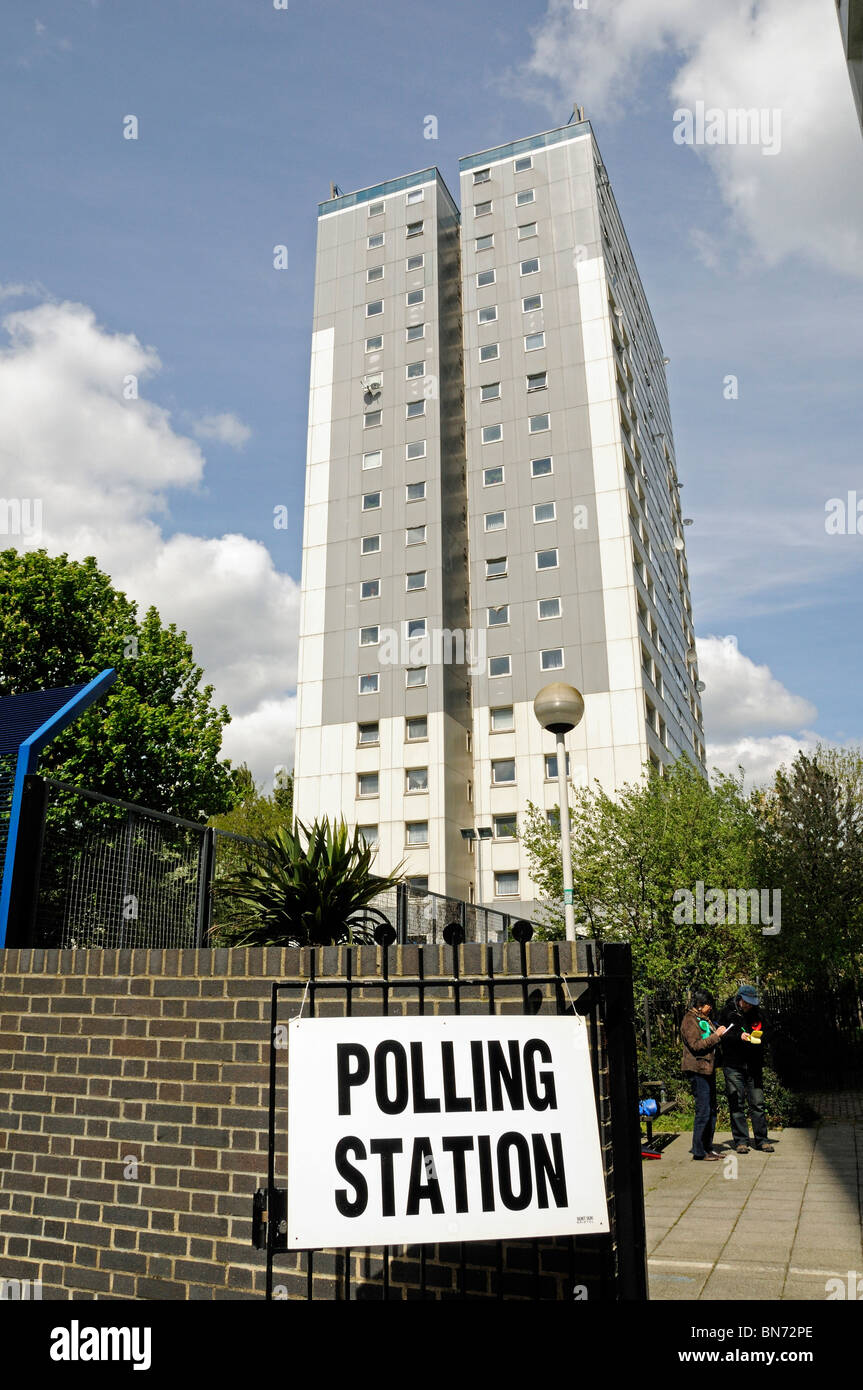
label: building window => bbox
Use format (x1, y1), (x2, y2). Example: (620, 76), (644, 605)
(487, 604), (509, 627)
(406, 617), (427, 639)
(520, 258), (540, 276)
(366, 300), (384, 316)
(406, 666), (427, 688)
(538, 597), (561, 619)
(531, 455), (552, 477)
(360, 579), (380, 600)
(494, 814), (517, 839)
(357, 722), (379, 745)
(362, 492), (381, 511)
(514, 155), (533, 173)
(364, 410), (382, 429)
(406, 716), (427, 740)
(359, 625), (380, 646)
(406, 570), (426, 591)
(368, 233), (384, 249)
(473, 168), (491, 184)
(361, 535), (381, 555)
(529, 413), (550, 433)
(545, 753), (571, 779)
(541, 648), (564, 671)
(406, 187), (424, 204)
(359, 673), (379, 694)
(357, 772), (379, 797)
(406, 400), (425, 418)
(406, 481), (426, 502)
(357, 824), (379, 847)
(406, 767), (429, 792)
(479, 343), (499, 362)
(495, 871), (519, 897)
(406, 360), (425, 379)
(482, 424), (502, 444)
(492, 758), (516, 785)
(406, 288), (424, 306)
(523, 294), (543, 312)
(516, 189), (535, 206)
(517, 222), (537, 240)
(406, 323), (425, 341)
(489, 655), (512, 677)
(476, 234), (494, 252)
(362, 450), (382, 470)
(478, 306), (498, 324)
(406, 821), (429, 846)
(409, 876), (429, 892)
(486, 556), (507, 578)
(406, 524), (426, 545)
(474, 201), (492, 217)
(406, 440), (426, 459)
(406, 253), (424, 270)
(484, 510), (505, 531)
(476, 268), (496, 288)
(481, 383), (501, 403)
(406, 221), (424, 237)
(527, 371), (548, 392)
(536, 548), (558, 569)
(533, 501), (556, 523)
(367, 265), (384, 282)
(369, 201), (384, 216)
(490, 706), (514, 732)
(483, 465), (504, 487)
(365, 335), (383, 352)
(525, 332), (545, 352)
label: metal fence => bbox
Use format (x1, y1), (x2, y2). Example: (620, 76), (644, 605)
(8, 776), (542, 951)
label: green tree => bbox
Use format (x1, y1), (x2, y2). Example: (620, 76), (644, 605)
(209, 764), (293, 840)
(212, 817), (404, 947)
(0, 548), (237, 820)
(521, 757), (761, 1001)
(754, 750), (863, 986)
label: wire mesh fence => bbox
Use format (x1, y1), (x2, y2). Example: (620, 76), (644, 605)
(0, 751), (15, 875)
(19, 778), (540, 951)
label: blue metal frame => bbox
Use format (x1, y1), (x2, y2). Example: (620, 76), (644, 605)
(0, 668), (117, 947)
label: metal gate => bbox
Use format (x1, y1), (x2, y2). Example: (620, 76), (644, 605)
(253, 933), (647, 1301)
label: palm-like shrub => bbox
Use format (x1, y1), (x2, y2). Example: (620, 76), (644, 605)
(212, 817), (404, 946)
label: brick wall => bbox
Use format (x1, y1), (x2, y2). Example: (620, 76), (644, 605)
(0, 943), (640, 1300)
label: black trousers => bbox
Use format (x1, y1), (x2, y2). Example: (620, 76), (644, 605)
(688, 1073), (717, 1157)
(723, 1065), (768, 1145)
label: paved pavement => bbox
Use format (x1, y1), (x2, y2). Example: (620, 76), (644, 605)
(644, 1111), (863, 1300)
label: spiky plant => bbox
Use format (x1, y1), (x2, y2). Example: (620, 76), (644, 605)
(212, 817), (404, 946)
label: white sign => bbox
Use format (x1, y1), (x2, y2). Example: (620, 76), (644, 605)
(287, 1015), (609, 1249)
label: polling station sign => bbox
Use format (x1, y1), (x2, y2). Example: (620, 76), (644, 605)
(286, 1015), (609, 1249)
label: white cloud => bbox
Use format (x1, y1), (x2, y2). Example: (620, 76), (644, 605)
(192, 411), (251, 449)
(0, 281), (47, 301)
(0, 298), (298, 786)
(707, 731), (821, 788)
(697, 634), (820, 785)
(698, 634), (817, 740)
(220, 697), (297, 792)
(519, 0), (863, 276)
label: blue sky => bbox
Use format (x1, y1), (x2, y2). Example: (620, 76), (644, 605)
(2, 0), (861, 785)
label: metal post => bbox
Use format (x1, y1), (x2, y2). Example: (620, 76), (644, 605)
(601, 942), (649, 1300)
(195, 827), (215, 948)
(556, 731), (577, 942)
(5, 773), (48, 948)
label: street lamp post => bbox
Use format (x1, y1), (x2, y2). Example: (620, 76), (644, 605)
(533, 683), (585, 943)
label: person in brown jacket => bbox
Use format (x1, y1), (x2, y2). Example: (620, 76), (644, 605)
(681, 990), (727, 1160)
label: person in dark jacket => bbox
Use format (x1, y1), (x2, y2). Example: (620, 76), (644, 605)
(718, 985), (774, 1153)
(681, 990), (727, 1160)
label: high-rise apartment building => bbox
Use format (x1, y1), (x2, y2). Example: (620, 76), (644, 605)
(294, 120), (706, 919)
